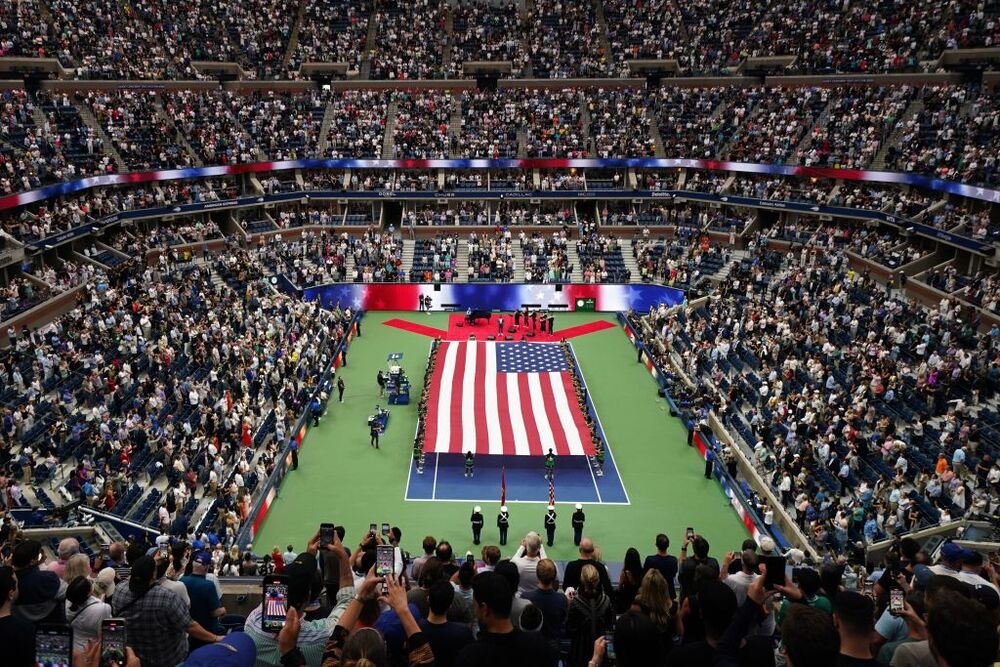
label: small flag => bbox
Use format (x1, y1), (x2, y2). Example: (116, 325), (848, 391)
(548, 475), (555, 506)
(500, 466), (506, 506)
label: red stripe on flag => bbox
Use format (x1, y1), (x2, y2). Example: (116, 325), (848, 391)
(558, 371), (592, 446)
(518, 373), (544, 456)
(449, 342), (468, 454)
(422, 342), (448, 450)
(495, 371), (516, 455)
(539, 373), (572, 456)
(473, 342), (488, 454)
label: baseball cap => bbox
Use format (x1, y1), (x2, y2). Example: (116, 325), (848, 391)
(970, 583), (1000, 611)
(183, 632), (256, 667)
(374, 603), (423, 655)
(941, 542), (972, 561)
(12, 540), (43, 568)
(192, 551), (212, 567)
(759, 537), (776, 554)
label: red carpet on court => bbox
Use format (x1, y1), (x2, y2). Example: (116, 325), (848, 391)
(383, 314), (616, 342)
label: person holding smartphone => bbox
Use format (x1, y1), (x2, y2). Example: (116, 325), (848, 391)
(108, 556), (223, 667)
(245, 531), (358, 667)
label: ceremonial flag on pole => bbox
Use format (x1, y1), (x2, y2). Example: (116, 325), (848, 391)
(548, 475), (555, 506)
(500, 466), (506, 505)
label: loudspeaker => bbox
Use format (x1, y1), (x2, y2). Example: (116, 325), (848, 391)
(477, 74), (499, 91)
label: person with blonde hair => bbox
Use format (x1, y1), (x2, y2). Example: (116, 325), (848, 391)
(565, 564), (613, 667)
(62, 553), (91, 583)
(631, 569), (676, 654)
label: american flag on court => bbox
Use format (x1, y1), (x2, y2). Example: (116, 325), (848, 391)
(423, 341), (595, 456)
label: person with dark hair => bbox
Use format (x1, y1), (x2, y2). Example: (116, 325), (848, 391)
(613, 610), (667, 666)
(669, 579), (771, 666)
(644, 533), (679, 600)
(111, 555), (222, 667)
(455, 572), (554, 667)
(781, 605), (840, 667)
(832, 591), (877, 665)
(776, 567), (832, 625)
(411, 536), (438, 582)
(616, 547), (644, 613)
(927, 590), (999, 667)
(678, 535), (719, 602)
(66, 575), (112, 650)
(493, 560), (530, 627)
(419, 580), (474, 667)
(11, 538), (66, 624)
(0, 566), (34, 667)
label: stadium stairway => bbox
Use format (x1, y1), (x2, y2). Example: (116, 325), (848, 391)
(73, 102), (127, 173)
(382, 100), (399, 159)
(317, 99), (337, 155)
(566, 242), (583, 282)
(712, 249), (750, 283)
(512, 239), (526, 282)
(448, 99), (463, 158)
(401, 239), (416, 279)
(282, 0), (309, 70)
(621, 248), (641, 283)
(789, 97), (833, 166)
(155, 99), (203, 167)
(456, 241), (470, 282)
(871, 98), (923, 170)
(647, 108), (666, 158)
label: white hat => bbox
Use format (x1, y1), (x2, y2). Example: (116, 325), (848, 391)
(759, 536), (776, 553)
(500, 505), (508, 512)
(575, 503), (583, 510)
(547, 505), (555, 511)
(474, 506), (481, 513)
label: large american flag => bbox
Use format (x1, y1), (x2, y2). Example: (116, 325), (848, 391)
(423, 341), (595, 456)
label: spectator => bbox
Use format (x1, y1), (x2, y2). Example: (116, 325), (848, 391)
(46, 537), (80, 579)
(565, 564), (613, 667)
(0, 566), (34, 667)
(833, 591), (878, 665)
(510, 532), (547, 595)
(411, 536), (437, 582)
(562, 538), (613, 598)
(521, 558), (568, 653)
(454, 571), (554, 667)
(678, 535), (720, 601)
(616, 547), (644, 613)
(926, 590), (1000, 667)
(644, 533), (679, 599)
(110, 556), (222, 667)
(11, 539), (66, 625)
(181, 552), (226, 650)
(418, 580), (474, 667)
(65, 575), (112, 651)
(780, 605), (841, 667)
(629, 569), (676, 657)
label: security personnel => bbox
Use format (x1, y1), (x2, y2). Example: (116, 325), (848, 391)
(497, 505), (510, 546)
(571, 503), (585, 546)
(464, 451), (475, 478)
(471, 505), (484, 545)
(544, 504), (557, 547)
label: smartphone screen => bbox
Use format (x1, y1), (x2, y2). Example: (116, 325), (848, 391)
(262, 577), (290, 632)
(319, 523), (335, 548)
(100, 619), (127, 667)
(35, 625), (72, 667)
(604, 632), (616, 660)
(686, 527), (695, 540)
(466, 553), (475, 565)
(380, 523), (390, 537)
(369, 523), (377, 535)
(890, 588), (905, 614)
(376, 544), (394, 593)
(158, 544), (169, 558)
(764, 555), (787, 590)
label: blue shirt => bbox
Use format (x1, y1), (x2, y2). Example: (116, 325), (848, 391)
(180, 573), (223, 634)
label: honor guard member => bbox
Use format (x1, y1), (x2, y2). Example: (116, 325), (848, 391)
(544, 505), (557, 547)
(471, 506), (484, 545)
(544, 449), (556, 480)
(498, 505), (510, 546)
(571, 503), (585, 546)
(464, 451), (475, 478)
